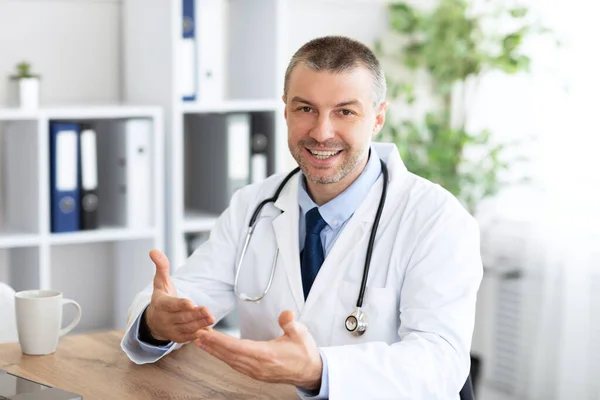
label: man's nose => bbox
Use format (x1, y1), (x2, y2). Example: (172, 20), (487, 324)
(309, 114), (336, 143)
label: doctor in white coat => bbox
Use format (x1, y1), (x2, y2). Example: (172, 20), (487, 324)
(121, 35), (483, 399)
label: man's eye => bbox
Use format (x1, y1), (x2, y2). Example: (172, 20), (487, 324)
(340, 109), (353, 116)
(301, 106), (312, 113)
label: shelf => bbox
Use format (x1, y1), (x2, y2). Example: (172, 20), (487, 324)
(179, 99), (282, 114)
(0, 105), (161, 121)
(44, 105), (162, 120)
(182, 211), (219, 233)
(0, 108), (39, 121)
(0, 231), (40, 249)
(49, 227), (158, 245)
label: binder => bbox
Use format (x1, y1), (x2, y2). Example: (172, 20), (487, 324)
(49, 122), (80, 233)
(78, 124), (99, 230)
(180, 0), (197, 101)
(125, 119), (152, 228)
(250, 133), (268, 184)
(185, 113), (250, 214)
(197, 0), (225, 101)
(250, 113), (274, 184)
(99, 119), (153, 229)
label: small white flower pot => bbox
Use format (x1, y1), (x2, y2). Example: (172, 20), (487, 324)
(17, 78), (40, 109)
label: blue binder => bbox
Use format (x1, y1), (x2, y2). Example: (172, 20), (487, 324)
(182, 0), (197, 101)
(50, 122), (80, 233)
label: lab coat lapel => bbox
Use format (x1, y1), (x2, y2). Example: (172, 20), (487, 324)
(271, 174), (305, 314)
(301, 178), (384, 318)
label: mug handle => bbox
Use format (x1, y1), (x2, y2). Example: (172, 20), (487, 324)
(60, 299), (82, 337)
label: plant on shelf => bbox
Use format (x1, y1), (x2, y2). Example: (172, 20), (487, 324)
(375, 0), (554, 214)
(9, 61), (41, 81)
(8, 61), (42, 109)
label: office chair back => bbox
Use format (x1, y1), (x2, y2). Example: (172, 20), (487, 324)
(459, 375), (475, 400)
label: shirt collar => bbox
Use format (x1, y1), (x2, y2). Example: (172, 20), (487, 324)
(298, 146), (382, 228)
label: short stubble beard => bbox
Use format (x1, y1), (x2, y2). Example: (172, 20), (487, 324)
(291, 141), (367, 185)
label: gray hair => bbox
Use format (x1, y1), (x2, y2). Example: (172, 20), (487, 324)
(283, 35), (387, 107)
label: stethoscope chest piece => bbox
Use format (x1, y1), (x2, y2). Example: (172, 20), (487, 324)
(345, 308), (367, 336)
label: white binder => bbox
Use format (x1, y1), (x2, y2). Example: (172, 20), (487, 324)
(80, 128), (98, 194)
(197, 0), (225, 101)
(227, 114), (251, 186)
(251, 153), (268, 184)
(179, 0), (197, 101)
(99, 119), (153, 229)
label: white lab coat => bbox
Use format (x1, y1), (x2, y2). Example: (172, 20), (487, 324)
(122, 142), (483, 399)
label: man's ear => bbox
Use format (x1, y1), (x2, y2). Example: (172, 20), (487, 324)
(372, 101), (388, 137)
(282, 94), (287, 119)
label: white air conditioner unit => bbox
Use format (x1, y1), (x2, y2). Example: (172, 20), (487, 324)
(474, 216), (600, 400)
(473, 218), (558, 400)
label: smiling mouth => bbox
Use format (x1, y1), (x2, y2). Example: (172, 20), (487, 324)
(307, 149), (343, 160)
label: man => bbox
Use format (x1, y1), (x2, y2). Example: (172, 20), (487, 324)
(121, 35), (483, 399)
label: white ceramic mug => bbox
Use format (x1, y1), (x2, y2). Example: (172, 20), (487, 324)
(14, 290), (82, 355)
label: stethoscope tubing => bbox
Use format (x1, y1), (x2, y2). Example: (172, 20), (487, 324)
(356, 159), (388, 308)
(235, 158), (388, 313)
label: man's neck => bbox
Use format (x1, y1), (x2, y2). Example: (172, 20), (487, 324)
(305, 156), (369, 206)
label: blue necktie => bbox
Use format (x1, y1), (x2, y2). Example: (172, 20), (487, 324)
(300, 207), (327, 300)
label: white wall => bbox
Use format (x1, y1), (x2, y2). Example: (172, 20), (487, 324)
(0, 0), (122, 106)
(285, 0), (388, 58)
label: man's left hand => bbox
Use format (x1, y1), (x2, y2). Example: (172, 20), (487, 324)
(194, 310), (323, 391)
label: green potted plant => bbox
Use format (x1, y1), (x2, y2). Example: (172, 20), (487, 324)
(375, 0), (554, 214)
(9, 61), (41, 109)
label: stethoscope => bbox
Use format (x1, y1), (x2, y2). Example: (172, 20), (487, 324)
(233, 158), (389, 337)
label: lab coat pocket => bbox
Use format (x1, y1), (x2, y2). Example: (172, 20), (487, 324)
(330, 280), (399, 346)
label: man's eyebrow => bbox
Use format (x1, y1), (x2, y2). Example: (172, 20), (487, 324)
(335, 99), (362, 109)
(290, 96), (315, 106)
(290, 96), (363, 109)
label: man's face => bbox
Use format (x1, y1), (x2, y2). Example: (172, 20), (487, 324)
(283, 65), (386, 185)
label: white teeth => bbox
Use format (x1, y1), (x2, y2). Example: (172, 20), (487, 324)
(309, 150), (340, 159)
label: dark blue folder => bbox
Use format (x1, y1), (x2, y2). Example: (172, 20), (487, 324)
(49, 122), (80, 233)
(182, 0), (197, 101)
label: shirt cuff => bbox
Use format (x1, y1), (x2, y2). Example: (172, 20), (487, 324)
(134, 305), (174, 354)
(296, 349), (329, 399)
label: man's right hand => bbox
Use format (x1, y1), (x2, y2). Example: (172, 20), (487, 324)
(144, 249), (216, 343)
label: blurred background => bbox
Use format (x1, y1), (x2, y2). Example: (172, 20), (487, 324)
(0, 0), (598, 399)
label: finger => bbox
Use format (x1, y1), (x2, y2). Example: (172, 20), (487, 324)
(169, 308), (211, 324)
(174, 327), (213, 343)
(156, 295), (195, 313)
(194, 332), (262, 369)
(150, 249), (171, 291)
(278, 310), (294, 327)
(196, 330), (269, 362)
(175, 317), (216, 334)
(278, 310), (305, 338)
(194, 306), (215, 320)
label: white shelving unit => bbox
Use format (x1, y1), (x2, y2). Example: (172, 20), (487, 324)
(123, 0), (290, 270)
(120, 0), (389, 335)
(121, 0), (390, 270)
(0, 105), (164, 333)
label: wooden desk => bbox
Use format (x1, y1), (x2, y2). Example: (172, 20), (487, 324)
(0, 331), (297, 399)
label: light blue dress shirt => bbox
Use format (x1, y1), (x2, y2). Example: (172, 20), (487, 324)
(127, 146), (382, 399)
(295, 146), (381, 399)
